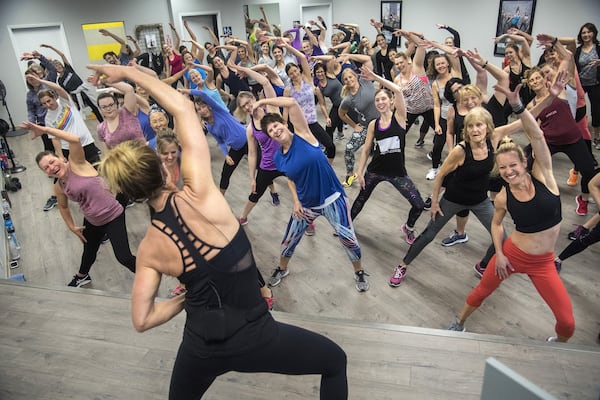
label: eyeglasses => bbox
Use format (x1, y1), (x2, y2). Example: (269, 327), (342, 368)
(100, 103), (116, 111)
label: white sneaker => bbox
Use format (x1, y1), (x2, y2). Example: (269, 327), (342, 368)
(426, 168), (438, 180)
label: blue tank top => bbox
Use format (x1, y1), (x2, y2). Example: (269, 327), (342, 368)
(274, 134), (345, 207)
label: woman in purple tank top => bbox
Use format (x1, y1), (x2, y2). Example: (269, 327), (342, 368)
(24, 122), (136, 288)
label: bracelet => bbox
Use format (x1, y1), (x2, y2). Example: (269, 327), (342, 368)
(511, 101), (525, 114)
(482, 60), (488, 69)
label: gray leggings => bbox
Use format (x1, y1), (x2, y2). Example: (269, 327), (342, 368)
(403, 196), (498, 265)
(344, 128), (367, 175)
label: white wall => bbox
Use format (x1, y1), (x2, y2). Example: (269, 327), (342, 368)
(1, 0), (599, 125)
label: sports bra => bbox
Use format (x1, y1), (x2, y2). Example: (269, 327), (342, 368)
(505, 176), (561, 233)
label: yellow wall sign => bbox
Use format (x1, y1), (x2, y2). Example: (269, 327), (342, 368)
(82, 21), (126, 61)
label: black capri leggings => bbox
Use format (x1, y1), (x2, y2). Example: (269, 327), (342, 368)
(309, 122), (336, 160)
(249, 167), (285, 203)
(558, 216), (600, 261)
(78, 211), (136, 275)
(169, 322), (348, 399)
(325, 105), (344, 138)
(220, 143), (249, 191)
(582, 84), (600, 127)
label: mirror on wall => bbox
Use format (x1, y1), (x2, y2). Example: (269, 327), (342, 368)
(242, 3), (281, 38)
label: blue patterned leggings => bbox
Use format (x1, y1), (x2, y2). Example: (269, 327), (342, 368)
(280, 195), (361, 262)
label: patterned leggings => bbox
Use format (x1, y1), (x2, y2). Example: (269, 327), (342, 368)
(280, 195), (361, 262)
(351, 171), (425, 228)
(344, 128), (367, 175)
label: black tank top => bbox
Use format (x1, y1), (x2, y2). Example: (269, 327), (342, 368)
(150, 193), (276, 356)
(444, 139), (494, 205)
(367, 116), (407, 177)
(506, 176), (562, 233)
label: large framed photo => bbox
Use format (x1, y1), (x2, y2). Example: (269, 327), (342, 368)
(494, 0), (537, 56)
(380, 1), (402, 43)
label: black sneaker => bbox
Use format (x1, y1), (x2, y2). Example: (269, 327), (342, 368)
(423, 196), (432, 211)
(68, 274), (92, 287)
(354, 270), (370, 292)
(101, 233), (110, 244)
(270, 192), (280, 206)
(567, 224), (589, 240)
(43, 196), (58, 211)
(414, 139), (425, 148)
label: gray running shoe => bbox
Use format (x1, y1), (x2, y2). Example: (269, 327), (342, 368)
(268, 268), (289, 287)
(354, 270), (370, 292)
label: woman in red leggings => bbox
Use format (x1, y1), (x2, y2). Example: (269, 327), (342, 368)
(448, 71), (575, 342)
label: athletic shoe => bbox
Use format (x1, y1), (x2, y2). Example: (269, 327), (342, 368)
(554, 259), (562, 274)
(168, 284), (187, 298)
(568, 224), (589, 240)
(441, 230), (469, 246)
(414, 139), (425, 148)
(546, 336), (558, 342)
(426, 168), (438, 180)
(342, 173), (357, 187)
(401, 224), (417, 245)
(474, 261), (485, 279)
(389, 265), (407, 287)
(270, 192), (280, 206)
(43, 196), (57, 211)
(126, 199), (135, 208)
(427, 151), (433, 161)
(67, 274), (91, 287)
(268, 267), (289, 287)
(575, 195), (588, 216)
(595, 138), (600, 150)
(237, 216), (248, 226)
(354, 270), (370, 292)
(448, 319), (466, 332)
(305, 223), (315, 236)
(101, 233), (110, 244)
(414, 118), (420, 126)
(423, 196), (432, 211)
(336, 132), (345, 141)
(566, 169), (579, 186)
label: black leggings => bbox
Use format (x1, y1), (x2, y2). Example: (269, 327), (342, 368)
(558, 218), (600, 261)
(431, 118), (447, 168)
(248, 167), (285, 203)
(79, 211), (136, 275)
(169, 322), (348, 399)
(220, 144), (248, 191)
(407, 109), (435, 141)
(309, 122), (336, 160)
(351, 171), (425, 227)
(325, 105), (344, 137)
(582, 83), (600, 127)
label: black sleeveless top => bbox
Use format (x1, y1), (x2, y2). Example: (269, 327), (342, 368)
(506, 176), (561, 233)
(367, 116), (407, 177)
(150, 193), (276, 357)
(444, 139), (494, 205)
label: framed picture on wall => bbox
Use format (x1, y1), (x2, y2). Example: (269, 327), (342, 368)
(494, 0), (537, 56)
(381, 1), (402, 30)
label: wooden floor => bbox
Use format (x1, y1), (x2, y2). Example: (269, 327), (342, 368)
(3, 113), (600, 352)
(1, 281), (599, 399)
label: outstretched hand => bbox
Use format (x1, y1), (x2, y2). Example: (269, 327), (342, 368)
(86, 63), (132, 85)
(493, 82), (521, 105)
(548, 69), (568, 97)
(20, 121), (45, 139)
(359, 65), (376, 81)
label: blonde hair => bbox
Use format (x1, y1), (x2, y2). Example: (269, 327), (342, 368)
(492, 136), (526, 176)
(340, 68), (358, 97)
(156, 131), (180, 154)
(233, 91), (255, 123)
(457, 84), (482, 103)
(462, 107), (494, 144)
(99, 140), (164, 202)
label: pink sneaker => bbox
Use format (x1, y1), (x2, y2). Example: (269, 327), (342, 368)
(305, 223), (315, 236)
(401, 224), (417, 245)
(389, 265), (407, 287)
(237, 216), (248, 226)
(575, 195), (588, 216)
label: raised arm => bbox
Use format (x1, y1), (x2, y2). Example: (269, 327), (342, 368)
(99, 29), (128, 56)
(437, 24), (461, 47)
(253, 96), (312, 141)
(361, 65), (406, 125)
(203, 25), (220, 47)
(88, 64), (213, 194)
(169, 22), (181, 51)
(28, 74), (71, 102)
(126, 35), (141, 58)
(40, 43), (70, 66)
(103, 80), (138, 115)
(282, 41), (311, 81)
(465, 49), (509, 104)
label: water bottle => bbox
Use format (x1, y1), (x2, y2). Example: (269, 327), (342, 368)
(4, 211), (14, 233)
(7, 233), (20, 260)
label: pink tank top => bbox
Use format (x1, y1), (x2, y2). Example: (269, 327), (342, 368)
(60, 166), (123, 226)
(97, 107), (144, 149)
(169, 52), (183, 75)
